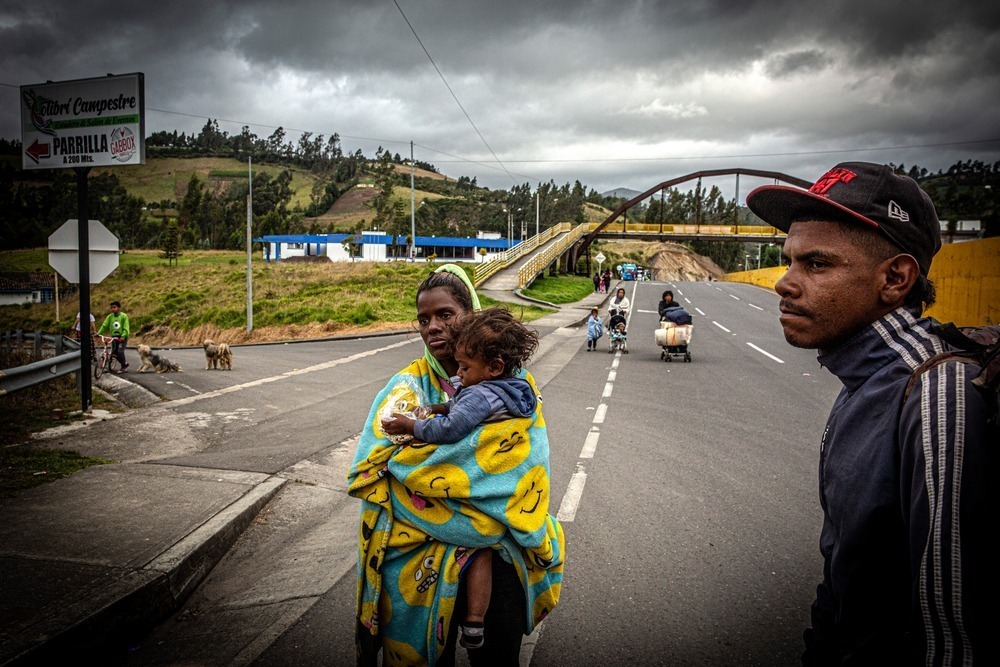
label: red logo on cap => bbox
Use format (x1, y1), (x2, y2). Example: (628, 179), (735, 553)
(809, 168), (856, 195)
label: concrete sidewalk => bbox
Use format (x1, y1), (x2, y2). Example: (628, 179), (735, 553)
(0, 287), (613, 665)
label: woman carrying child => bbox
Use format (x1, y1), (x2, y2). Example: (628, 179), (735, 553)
(348, 265), (565, 666)
(383, 307), (539, 650)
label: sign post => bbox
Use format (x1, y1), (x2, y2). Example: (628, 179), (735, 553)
(23, 73), (144, 412)
(595, 251), (606, 275)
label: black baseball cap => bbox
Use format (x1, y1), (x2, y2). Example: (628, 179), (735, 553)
(746, 161), (942, 275)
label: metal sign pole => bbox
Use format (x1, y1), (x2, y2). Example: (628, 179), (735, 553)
(246, 157), (253, 333)
(76, 167), (92, 413)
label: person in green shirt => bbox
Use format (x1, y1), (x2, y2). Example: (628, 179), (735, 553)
(97, 300), (130, 373)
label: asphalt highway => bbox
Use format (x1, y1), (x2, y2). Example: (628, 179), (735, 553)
(112, 280), (843, 666)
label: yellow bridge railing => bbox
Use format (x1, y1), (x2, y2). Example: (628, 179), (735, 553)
(516, 224), (588, 289)
(473, 223), (571, 286)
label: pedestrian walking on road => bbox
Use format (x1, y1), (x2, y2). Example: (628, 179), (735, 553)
(601, 270), (611, 294)
(747, 162), (993, 666)
(592, 272), (601, 292)
(585, 307), (603, 351)
(349, 264), (565, 666)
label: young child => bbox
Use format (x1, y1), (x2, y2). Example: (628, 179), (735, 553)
(586, 306), (603, 351)
(608, 308), (627, 335)
(381, 307), (539, 650)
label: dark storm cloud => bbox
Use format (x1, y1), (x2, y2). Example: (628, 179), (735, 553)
(2, 0), (999, 193)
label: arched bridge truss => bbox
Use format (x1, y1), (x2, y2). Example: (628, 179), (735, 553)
(569, 168), (812, 266)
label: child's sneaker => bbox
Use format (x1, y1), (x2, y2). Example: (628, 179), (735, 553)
(459, 622), (484, 649)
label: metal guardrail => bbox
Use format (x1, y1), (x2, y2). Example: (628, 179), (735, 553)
(0, 331), (82, 396)
(516, 224), (588, 289)
(473, 223), (571, 286)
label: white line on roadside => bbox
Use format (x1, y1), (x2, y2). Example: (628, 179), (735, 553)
(608, 370), (617, 382)
(593, 403), (607, 424)
(602, 382), (614, 398)
(557, 465), (587, 522)
(712, 321), (731, 333)
(684, 297), (691, 304)
(747, 342), (785, 363)
(696, 308), (706, 316)
(611, 357), (620, 370)
(636, 309), (658, 314)
(748, 303), (764, 311)
(580, 429), (600, 458)
(729, 294), (741, 300)
(170, 338), (416, 406)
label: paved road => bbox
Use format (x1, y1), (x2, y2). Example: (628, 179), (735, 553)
(112, 282), (842, 666)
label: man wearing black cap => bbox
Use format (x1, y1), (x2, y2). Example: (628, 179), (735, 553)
(747, 162), (991, 666)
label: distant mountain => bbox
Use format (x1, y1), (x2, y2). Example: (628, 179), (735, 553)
(601, 187), (642, 200)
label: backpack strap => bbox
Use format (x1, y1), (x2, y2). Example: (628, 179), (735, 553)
(902, 322), (1000, 424)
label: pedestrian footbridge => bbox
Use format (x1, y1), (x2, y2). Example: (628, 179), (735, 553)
(476, 167), (809, 292)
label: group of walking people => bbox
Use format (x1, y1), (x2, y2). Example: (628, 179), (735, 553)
(592, 269), (612, 293)
(350, 160), (993, 667)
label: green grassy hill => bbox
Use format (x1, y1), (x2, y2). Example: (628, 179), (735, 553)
(96, 157), (320, 209)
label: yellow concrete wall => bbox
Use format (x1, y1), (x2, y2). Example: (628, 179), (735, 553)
(722, 237), (999, 327)
(721, 266), (786, 291)
(924, 237), (1000, 326)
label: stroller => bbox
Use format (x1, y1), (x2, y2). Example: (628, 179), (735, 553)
(608, 309), (628, 354)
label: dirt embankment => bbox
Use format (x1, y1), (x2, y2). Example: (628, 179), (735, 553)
(648, 243), (723, 281)
(605, 241), (723, 281)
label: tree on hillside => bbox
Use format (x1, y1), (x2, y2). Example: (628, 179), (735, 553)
(178, 174), (203, 246)
(160, 220), (182, 266)
(371, 150), (397, 232)
(196, 119), (227, 152)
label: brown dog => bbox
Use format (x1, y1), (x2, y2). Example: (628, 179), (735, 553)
(203, 340), (233, 370)
(137, 344), (182, 373)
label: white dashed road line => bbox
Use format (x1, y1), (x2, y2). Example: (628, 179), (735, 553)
(747, 342), (785, 363)
(712, 321), (732, 333)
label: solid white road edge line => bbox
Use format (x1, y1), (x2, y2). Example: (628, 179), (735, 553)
(170, 338), (416, 406)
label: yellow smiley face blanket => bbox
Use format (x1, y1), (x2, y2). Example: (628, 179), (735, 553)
(347, 357), (565, 666)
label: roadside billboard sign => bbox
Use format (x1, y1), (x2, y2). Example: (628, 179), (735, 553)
(20, 73), (145, 170)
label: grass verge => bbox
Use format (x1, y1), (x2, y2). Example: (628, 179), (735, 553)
(1, 349), (119, 498)
(520, 274), (595, 304)
(1, 447), (115, 499)
(0, 251), (556, 346)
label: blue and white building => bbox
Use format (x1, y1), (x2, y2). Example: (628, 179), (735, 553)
(254, 231), (515, 263)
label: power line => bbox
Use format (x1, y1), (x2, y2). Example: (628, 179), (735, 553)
(391, 0), (519, 186)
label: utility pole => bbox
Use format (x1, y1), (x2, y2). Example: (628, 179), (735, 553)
(410, 141), (416, 261)
(246, 157), (253, 333)
(535, 190), (540, 238)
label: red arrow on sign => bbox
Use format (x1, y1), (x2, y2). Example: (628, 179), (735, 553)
(25, 139), (51, 163)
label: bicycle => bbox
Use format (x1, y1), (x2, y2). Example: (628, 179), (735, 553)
(94, 335), (123, 379)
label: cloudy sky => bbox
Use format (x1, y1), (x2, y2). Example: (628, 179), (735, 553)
(3, 0), (999, 198)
